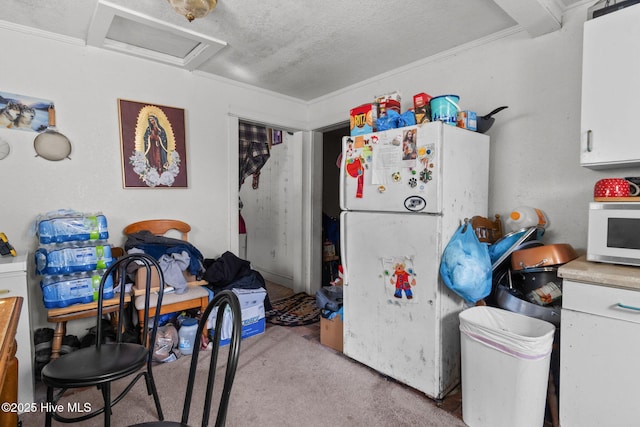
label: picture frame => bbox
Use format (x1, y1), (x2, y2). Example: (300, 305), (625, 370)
(118, 99), (188, 188)
(0, 91), (53, 132)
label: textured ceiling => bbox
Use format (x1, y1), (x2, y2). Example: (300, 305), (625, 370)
(1, 0), (583, 101)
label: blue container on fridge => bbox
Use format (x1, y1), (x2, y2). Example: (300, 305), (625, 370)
(430, 95), (460, 126)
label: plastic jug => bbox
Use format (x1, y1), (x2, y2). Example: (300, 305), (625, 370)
(505, 206), (549, 233)
(178, 318), (198, 355)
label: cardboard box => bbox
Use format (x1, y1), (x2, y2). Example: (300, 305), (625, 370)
(374, 91), (402, 118)
(207, 288), (267, 346)
(232, 287), (267, 310)
(413, 92), (432, 124)
(219, 304), (266, 346)
(320, 314), (343, 352)
(457, 110), (477, 131)
(350, 103), (377, 136)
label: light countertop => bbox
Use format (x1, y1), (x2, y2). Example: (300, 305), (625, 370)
(0, 253), (27, 275)
(558, 255), (640, 291)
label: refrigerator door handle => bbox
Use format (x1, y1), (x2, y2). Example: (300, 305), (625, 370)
(339, 211), (348, 285)
(339, 140), (347, 211)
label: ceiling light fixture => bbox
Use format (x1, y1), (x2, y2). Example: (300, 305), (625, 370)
(167, 0), (218, 22)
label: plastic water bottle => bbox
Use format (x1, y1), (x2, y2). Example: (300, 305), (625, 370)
(504, 206), (549, 232)
(178, 318), (198, 355)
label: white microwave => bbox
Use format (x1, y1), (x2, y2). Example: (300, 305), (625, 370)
(588, 202), (640, 267)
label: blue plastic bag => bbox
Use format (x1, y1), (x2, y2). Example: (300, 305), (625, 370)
(439, 222), (492, 304)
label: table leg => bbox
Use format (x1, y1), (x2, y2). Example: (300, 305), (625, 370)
(50, 322), (65, 360)
(0, 341), (18, 427)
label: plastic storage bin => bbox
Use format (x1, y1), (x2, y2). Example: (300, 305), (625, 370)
(459, 306), (555, 427)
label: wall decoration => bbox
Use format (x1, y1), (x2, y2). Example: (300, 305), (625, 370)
(382, 256), (418, 303)
(118, 99), (188, 188)
(0, 138), (10, 160)
(0, 91), (52, 132)
(271, 129), (282, 145)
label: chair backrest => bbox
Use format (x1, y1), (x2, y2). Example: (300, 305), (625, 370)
(471, 214), (503, 244)
(124, 219), (191, 241)
(181, 290), (242, 427)
(97, 253), (164, 349)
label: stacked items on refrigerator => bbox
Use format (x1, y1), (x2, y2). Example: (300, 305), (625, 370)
(34, 210), (115, 309)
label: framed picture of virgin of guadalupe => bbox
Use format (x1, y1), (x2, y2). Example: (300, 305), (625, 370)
(118, 99), (188, 188)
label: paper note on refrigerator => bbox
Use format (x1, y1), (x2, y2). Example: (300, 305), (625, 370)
(372, 144), (403, 184)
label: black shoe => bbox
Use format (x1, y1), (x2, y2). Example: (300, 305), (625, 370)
(59, 335), (80, 356)
(34, 328), (54, 363)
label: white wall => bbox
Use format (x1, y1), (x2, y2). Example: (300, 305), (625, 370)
(239, 131), (297, 286)
(0, 26), (306, 334)
(308, 3), (640, 251)
(3, 2), (639, 336)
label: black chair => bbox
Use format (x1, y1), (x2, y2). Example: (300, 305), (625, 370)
(41, 253), (165, 426)
(130, 289), (243, 427)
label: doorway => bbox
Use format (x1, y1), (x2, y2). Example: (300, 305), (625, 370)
(320, 126), (349, 287)
(229, 113), (348, 296)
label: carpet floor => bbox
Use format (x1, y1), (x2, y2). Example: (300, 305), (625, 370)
(23, 327), (465, 427)
(23, 282), (469, 426)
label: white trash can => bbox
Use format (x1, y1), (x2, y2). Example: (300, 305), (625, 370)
(459, 306), (555, 427)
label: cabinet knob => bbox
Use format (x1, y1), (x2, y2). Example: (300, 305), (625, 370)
(586, 129), (593, 152)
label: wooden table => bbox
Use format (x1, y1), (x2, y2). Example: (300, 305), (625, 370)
(0, 296), (22, 427)
(47, 293), (131, 360)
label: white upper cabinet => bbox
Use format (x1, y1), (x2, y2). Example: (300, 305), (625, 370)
(580, 5), (640, 169)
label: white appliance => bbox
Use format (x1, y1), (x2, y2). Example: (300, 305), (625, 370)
(0, 253), (34, 408)
(339, 121), (489, 399)
(587, 201), (640, 266)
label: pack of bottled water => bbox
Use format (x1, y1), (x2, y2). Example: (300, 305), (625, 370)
(36, 211), (109, 244)
(34, 210), (115, 309)
(40, 270), (114, 309)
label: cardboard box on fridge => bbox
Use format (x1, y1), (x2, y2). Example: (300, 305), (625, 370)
(207, 288), (267, 346)
(457, 110), (477, 131)
(350, 103), (377, 136)
(413, 92), (432, 124)
(320, 313), (343, 352)
(374, 91), (402, 116)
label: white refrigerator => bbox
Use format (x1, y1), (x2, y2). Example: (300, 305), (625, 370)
(339, 121), (489, 399)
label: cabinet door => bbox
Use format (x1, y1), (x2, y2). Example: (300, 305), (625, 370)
(0, 265), (34, 407)
(560, 308), (640, 426)
(580, 5), (640, 169)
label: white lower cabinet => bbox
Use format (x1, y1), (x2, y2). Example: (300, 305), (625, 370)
(560, 279), (640, 426)
(0, 254), (34, 407)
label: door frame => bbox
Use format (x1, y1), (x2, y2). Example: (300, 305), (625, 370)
(227, 110), (322, 295)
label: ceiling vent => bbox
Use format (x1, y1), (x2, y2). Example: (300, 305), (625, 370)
(87, 0), (226, 70)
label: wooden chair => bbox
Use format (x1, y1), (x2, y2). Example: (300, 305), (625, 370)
(123, 220), (209, 337)
(45, 246), (127, 360)
(129, 289), (243, 427)
(42, 253), (165, 426)
(471, 214), (503, 244)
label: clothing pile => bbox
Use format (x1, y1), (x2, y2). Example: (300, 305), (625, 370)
(203, 251), (272, 311)
(124, 230), (205, 294)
